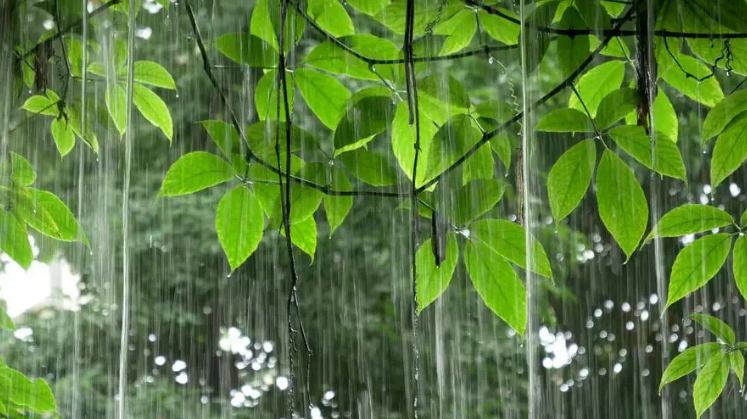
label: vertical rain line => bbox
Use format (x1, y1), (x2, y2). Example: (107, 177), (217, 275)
(119, 1), (137, 419)
(519, 1), (539, 418)
(403, 0), (421, 416)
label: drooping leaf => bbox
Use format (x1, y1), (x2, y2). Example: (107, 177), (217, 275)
(710, 113), (747, 188)
(536, 108), (591, 133)
(281, 216), (317, 263)
(452, 179), (505, 225)
(391, 101), (438, 186)
(0, 304), (14, 331)
(14, 189), (61, 240)
(9, 153), (36, 186)
(307, 0), (355, 37)
(478, 8), (519, 45)
(159, 152), (236, 196)
(21, 95), (58, 116)
(470, 219), (553, 280)
(255, 70), (295, 122)
(690, 313), (736, 344)
(105, 83), (127, 136)
(596, 88), (639, 130)
(490, 132), (513, 171)
(334, 94), (394, 150)
(465, 240), (526, 336)
(665, 233), (732, 308)
(339, 149), (398, 186)
(596, 150), (648, 259)
(607, 125), (686, 180)
(0, 367), (56, 412)
(693, 352), (729, 418)
(0, 210), (33, 270)
(733, 236), (747, 302)
(294, 68), (350, 129)
(425, 115), (481, 180)
(416, 232), (458, 313)
(434, 9), (476, 56)
(417, 73), (471, 125)
(729, 351), (745, 388)
(548, 139), (596, 223)
(661, 55), (724, 107)
(50, 118), (75, 157)
(67, 104), (99, 153)
(213, 32), (278, 67)
(645, 204), (733, 243)
(216, 186), (264, 272)
(133, 84), (173, 142)
(556, 8), (590, 79)
(702, 91), (747, 142)
(659, 342), (723, 392)
(131, 61), (176, 89)
(28, 188), (86, 244)
(569, 60), (625, 118)
(323, 167), (353, 237)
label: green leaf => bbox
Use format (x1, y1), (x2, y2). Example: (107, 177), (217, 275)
(282, 216), (317, 263)
(465, 240), (526, 336)
(304, 35), (401, 81)
(255, 70), (295, 122)
(333, 94), (394, 150)
(0, 367), (56, 413)
(490, 132), (513, 171)
(67, 104), (99, 153)
(10, 153), (36, 186)
(425, 115), (481, 180)
(417, 73), (471, 125)
(308, 0), (355, 37)
(470, 219), (553, 280)
(159, 152), (236, 196)
(28, 188), (87, 244)
(21, 95), (57, 116)
(346, 0), (388, 15)
(556, 8), (590, 79)
(652, 88), (679, 142)
(216, 186), (264, 272)
(416, 232), (458, 313)
(0, 305), (14, 331)
(50, 118), (75, 157)
(250, 0), (304, 53)
(646, 204), (733, 243)
(693, 352), (729, 418)
(569, 60), (625, 118)
(213, 33), (278, 68)
(659, 342), (723, 392)
(689, 313), (736, 344)
(65, 37), (85, 77)
(733, 236), (747, 302)
(702, 91), (747, 142)
(373, 0), (462, 35)
(452, 179), (504, 225)
(105, 83), (127, 136)
(729, 350), (745, 388)
(462, 144), (494, 184)
(294, 68), (350, 129)
(200, 120), (241, 158)
(548, 139), (596, 223)
(269, 181), (324, 227)
(595, 150), (648, 259)
(0, 210), (33, 270)
(133, 84), (173, 142)
(536, 108), (591, 132)
(596, 88), (639, 130)
(478, 8), (519, 45)
(475, 100), (513, 124)
(665, 233), (732, 309)
(14, 190), (61, 240)
(710, 113), (747, 188)
(661, 55), (724, 107)
(339, 149), (398, 186)
(131, 61), (176, 89)
(391, 101), (438, 186)
(607, 125), (686, 181)
(324, 167), (353, 237)
(434, 10), (476, 56)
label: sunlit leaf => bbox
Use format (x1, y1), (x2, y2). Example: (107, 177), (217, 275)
(666, 233), (731, 309)
(693, 352), (729, 418)
(216, 186), (264, 272)
(595, 150), (648, 259)
(159, 152), (236, 196)
(465, 240), (526, 336)
(645, 204), (733, 243)
(659, 342), (723, 392)
(548, 139), (596, 223)
(294, 68), (350, 129)
(690, 313), (735, 344)
(470, 219), (553, 280)
(416, 232), (458, 313)
(710, 113), (747, 188)
(569, 60), (625, 118)
(536, 108), (591, 133)
(607, 125), (686, 181)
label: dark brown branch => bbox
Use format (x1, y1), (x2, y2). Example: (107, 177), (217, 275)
(416, 7), (636, 194)
(18, 0), (122, 62)
(184, 1), (409, 200)
(468, 0), (747, 40)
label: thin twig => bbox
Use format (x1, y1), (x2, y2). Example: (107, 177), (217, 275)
(416, 7), (636, 194)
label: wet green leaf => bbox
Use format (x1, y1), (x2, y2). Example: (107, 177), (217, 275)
(556, 8), (589, 79)
(416, 232), (458, 313)
(339, 149), (398, 186)
(693, 352), (729, 418)
(470, 219), (553, 280)
(255, 70), (295, 122)
(159, 152), (235, 196)
(308, 0), (355, 37)
(659, 342), (723, 392)
(425, 115), (481, 180)
(133, 84), (173, 142)
(213, 33), (278, 67)
(434, 10), (476, 56)
(346, 0), (389, 16)
(324, 167), (353, 237)
(596, 88), (638, 130)
(14, 189), (61, 240)
(595, 150), (648, 259)
(417, 73), (471, 125)
(453, 179), (504, 225)
(0, 367), (56, 412)
(216, 186), (264, 272)
(200, 120), (241, 158)
(710, 113), (747, 188)
(294, 68), (350, 129)
(391, 101), (438, 186)
(0, 305), (14, 331)
(729, 350), (744, 388)
(105, 83), (126, 136)
(666, 233), (731, 308)
(282, 216), (317, 263)
(478, 8), (519, 45)
(461, 144), (494, 184)
(50, 118), (75, 157)
(465, 240), (526, 336)
(28, 188), (87, 244)
(21, 95), (57, 116)
(334, 94), (393, 150)
(690, 313), (735, 344)
(548, 139), (596, 223)
(645, 204), (733, 243)
(0, 210), (32, 270)
(10, 153), (35, 186)
(702, 91), (747, 142)
(536, 108), (591, 132)
(661, 55), (723, 107)
(131, 61), (176, 90)
(304, 35), (401, 81)
(735, 236), (747, 302)
(607, 125), (686, 180)
(569, 61), (625, 118)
